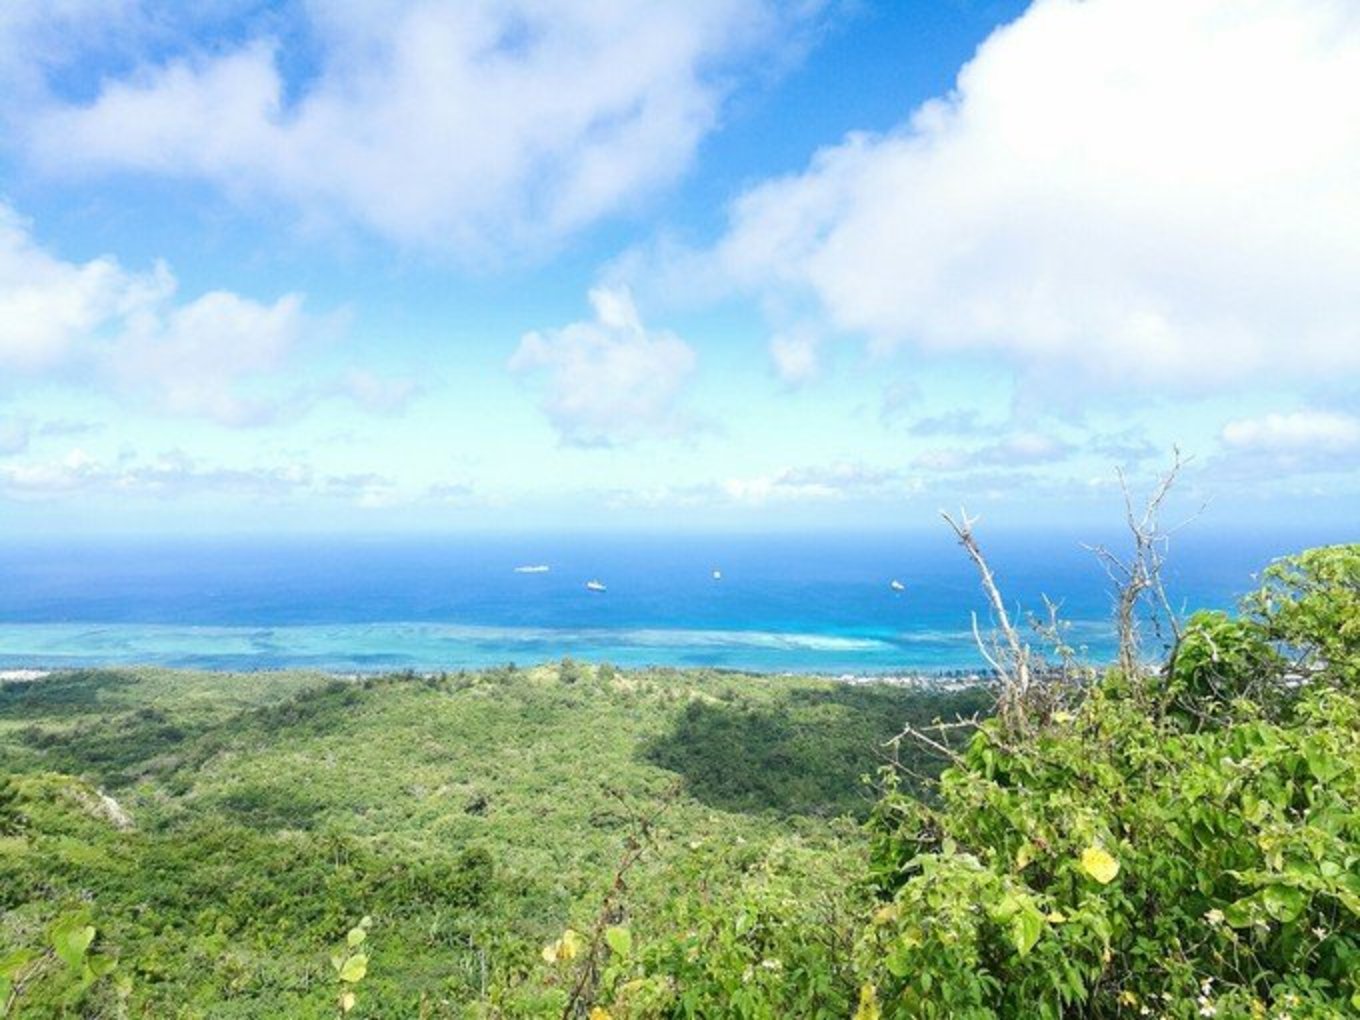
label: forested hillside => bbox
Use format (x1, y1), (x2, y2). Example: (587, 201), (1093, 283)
(0, 662), (983, 1017)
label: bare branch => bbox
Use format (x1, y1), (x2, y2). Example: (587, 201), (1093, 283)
(942, 507), (1033, 728)
(1089, 449), (1193, 678)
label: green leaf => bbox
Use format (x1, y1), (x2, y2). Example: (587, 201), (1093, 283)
(604, 925), (632, 958)
(1222, 896), (1256, 928)
(51, 920), (95, 970)
(1012, 907), (1044, 957)
(338, 954), (368, 983)
(1262, 885), (1306, 923)
(885, 945), (912, 978)
(86, 954), (118, 979)
(0, 950), (36, 979)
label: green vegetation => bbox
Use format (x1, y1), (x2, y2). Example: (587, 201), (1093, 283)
(1, 544), (1356, 1017)
(577, 544), (1360, 1019)
(0, 661), (979, 1016)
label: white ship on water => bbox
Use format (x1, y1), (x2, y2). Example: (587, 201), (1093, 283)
(513, 564), (550, 573)
(585, 580), (607, 592)
(890, 579), (906, 592)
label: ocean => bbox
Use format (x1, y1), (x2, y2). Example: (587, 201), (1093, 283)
(0, 528), (1345, 674)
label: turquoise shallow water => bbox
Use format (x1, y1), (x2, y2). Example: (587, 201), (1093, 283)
(0, 529), (1345, 673)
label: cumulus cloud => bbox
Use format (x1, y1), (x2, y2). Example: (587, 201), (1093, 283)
(1203, 409), (1360, 484)
(0, 203), (306, 425)
(1221, 410), (1360, 453)
(0, 203), (173, 371)
(113, 291), (307, 426)
(21, 2), (816, 254)
(510, 287), (697, 446)
(707, 0), (1360, 390)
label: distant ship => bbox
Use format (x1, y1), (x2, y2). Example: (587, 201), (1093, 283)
(513, 565), (550, 573)
(712, 569), (722, 580)
(585, 580), (607, 592)
(890, 580), (906, 592)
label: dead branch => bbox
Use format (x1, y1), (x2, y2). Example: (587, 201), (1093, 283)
(942, 508), (1033, 728)
(1085, 448), (1198, 678)
(560, 783), (679, 1019)
(885, 715), (982, 769)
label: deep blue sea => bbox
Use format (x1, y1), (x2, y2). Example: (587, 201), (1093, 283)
(0, 528), (1347, 674)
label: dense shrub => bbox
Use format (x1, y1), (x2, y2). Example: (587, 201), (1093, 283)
(581, 546), (1360, 1018)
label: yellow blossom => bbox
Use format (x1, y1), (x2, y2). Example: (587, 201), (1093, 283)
(1080, 846), (1120, 884)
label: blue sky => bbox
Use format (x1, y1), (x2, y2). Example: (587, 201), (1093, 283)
(0, 0), (1357, 534)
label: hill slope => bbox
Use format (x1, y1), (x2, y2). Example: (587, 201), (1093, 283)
(1, 664), (984, 1017)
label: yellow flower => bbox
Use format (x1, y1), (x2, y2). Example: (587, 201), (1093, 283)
(589, 1008), (612, 1020)
(1080, 846), (1120, 884)
(543, 928), (587, 964)
(854, 983), (882, 1020)
(560, 929), (587, 961)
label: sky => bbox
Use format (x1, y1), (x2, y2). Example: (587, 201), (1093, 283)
(0, 0), (1357, 535)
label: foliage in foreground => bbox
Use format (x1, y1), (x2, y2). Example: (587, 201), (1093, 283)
(567, 545), (1359, 1019)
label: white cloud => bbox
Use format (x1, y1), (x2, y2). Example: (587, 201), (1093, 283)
(768, 329), (820, 385)
(0, 203), (172, 371)
(0, 202), (306, 425)
(112, 290), (306, 426)
(0, 446), (413, 504)
(708, 0), (1360, 390)
(510, 287), (697, 446)
(722, 462), (904, 504)
(911, 432), (1072, 472)
(22, 1), (814, 254)
(1221, 410), (1360, 452)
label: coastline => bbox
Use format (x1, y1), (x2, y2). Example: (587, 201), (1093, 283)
(0, 662), (993, 691)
